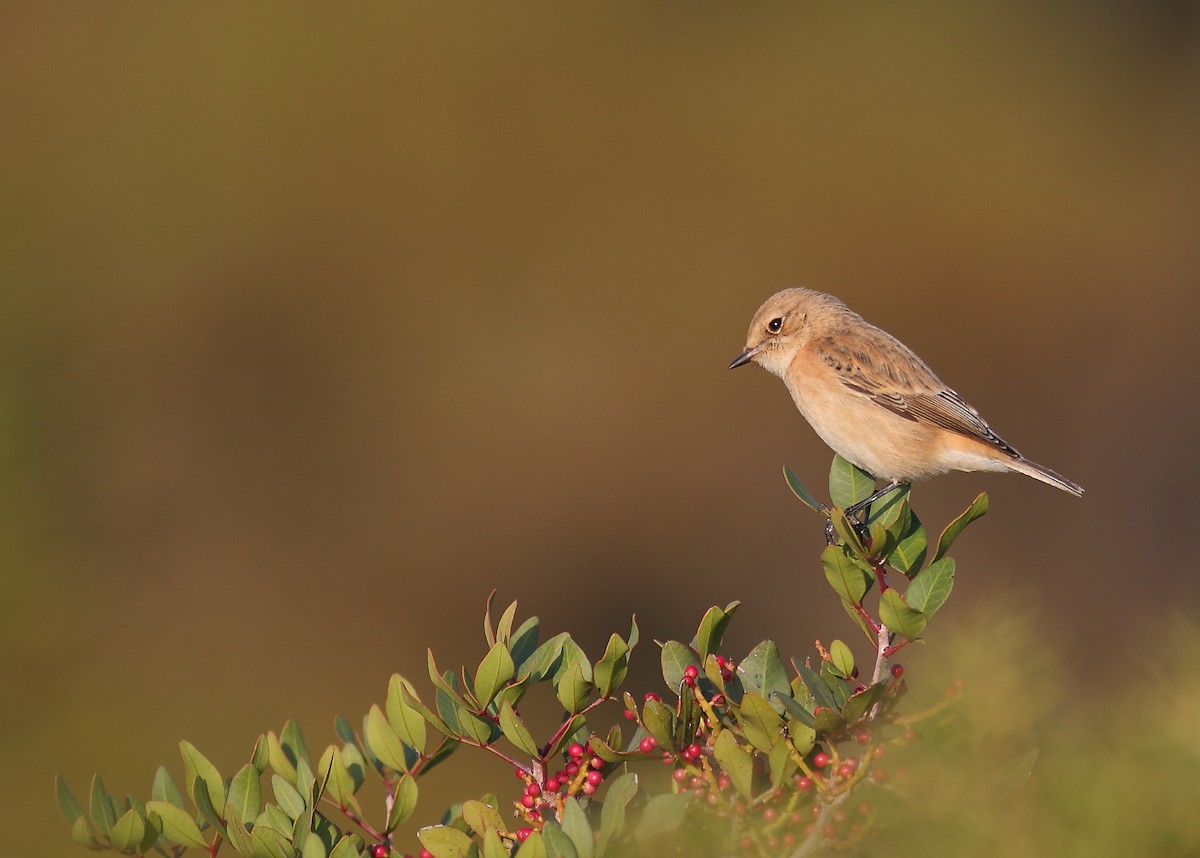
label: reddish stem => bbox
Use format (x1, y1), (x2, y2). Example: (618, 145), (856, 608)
(853, 603), (881, 635)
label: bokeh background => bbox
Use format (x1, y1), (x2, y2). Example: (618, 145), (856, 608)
(4, 3), (1198, 854)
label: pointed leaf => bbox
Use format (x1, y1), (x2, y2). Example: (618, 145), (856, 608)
(517, 831), (548, 858)
(737, 640), (790, 702)
(659, 641), (699, 691)
(88, 775), (115, 836)
(632, 793), (691, 840)
(887, 508), (927, 576)
(555, 661), (592, 714)
(561, 798), (594, 858)
(462, 798), (507, 838)
(510, 616), (542, 674)
(597, 772), (638, 857)
(542, 822), (580, 858)
(692, 602), (739, 659)
(55, 776), (84, 824)
(108, 808), (146, 852)
(783, 465), (824, 512)
(366, 705), (411, 772)
(828, 640), (855, 679)
(594, 633), (630, 698)
(935, 492), (988, 561)
(736, 692), (783, 753)
(482, 829), (508, 858)
(272, 774), (306, 820)
(226, 763), (263, 825)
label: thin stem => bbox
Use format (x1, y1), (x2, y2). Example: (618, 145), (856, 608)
(868, 622), (893, 721)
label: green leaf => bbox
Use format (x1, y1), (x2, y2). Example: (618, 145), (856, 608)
(386, 675), (428, 753)
(366, 705), (412, 772)
(594, 633), (630, 698)
(386, 774), (419, 833)
(864, 483), (909, 528)
(483, 590), (498, 648)
(251, 823), (294, 858)
(887, 509), (927, 576)
(88, 774), (115, 836)
(829, 454), (876, 508)
(659, 641), (698, 691)
(251, 734), (271, 774)
(281, 721), (312, 769)
(906, 556), (955, 617)
(828, 640), (855, 679)
(783, 465), (824, 512)
(545, 714), (585, 759)
(462, 798), (507, 838)
(510, 616), (542, 674)
(774, 692), (814, 728)
(527, 632), (568, 682)
(935, 492), (988, 561)
(267, 731), (297, 785)
(712, 731), (753, 799)
(475, 642), (517, 709)
(272, 774), (306, 820)
(108, 808), (146, 852)
(55, 775), (85, 824)
(317, 747), (360, 814)
(821, 545), (873, 605)
(597, 772), (638, 857)
(456, 706), (500, 745)
(329, 836), (365, 858)
(831, 507), (868, 557)
(768, 740), (797, 789)
(791, 658), (838, 712)
(542, 822), (580, 858)
(428, 651), (473, 710)
(692, 602), (740, 659)
(561, 798), (594, 858)
(496, 599), (519, 644)
(632, 793), (691, 840)
(146, 800), (208, 849)
(400, 684), (456, 740)
(737, 640), (790, 703)
(879, 589), (929, 640)
(840, 683), (887, 725)
(517, 831), (549, 858)
(180, 740), (226, 811)
(555, 661), (592, 714)
(787, 719), (817, 756)
(417, 824), (474, 858)
(191, 773), (227, 837)
(226, 763), (263, 825)
(482, 829), (508, 858)
(640, 699), (675, 748)
(499, 701), (540, 756)
(737, 692), (783, 753)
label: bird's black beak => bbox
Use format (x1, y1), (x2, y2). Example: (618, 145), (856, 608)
(728, 346), (759, 370)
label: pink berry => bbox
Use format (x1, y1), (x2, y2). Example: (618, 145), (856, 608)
(812, 752), (829, 768)
(623, 709), (636, 720)
(582, 782), (597, 795)
(836, 761), (855, 778)
(515, 828), (532, 842)
(644, 692), (660, 702)
(586, 770), (603, 787)
(522, 794), (536, 809)
(420, 851), (434, 858)
(890, 664), (904, 678)
(762, 807), (778, 823)
(568, 743), (585, 758)
(525, 782), (541, 797)
(718, 774), (731, 789)
(795, 776), (813, 791)
(371, 846), (388, 858)
(590, 756), (604, 769)
(672, 768), (688, 783)
(546, 777), (561, 792)
(639, 736), (657, 753)
(564, 762), (580, 777)
(683, 665), (699, 679)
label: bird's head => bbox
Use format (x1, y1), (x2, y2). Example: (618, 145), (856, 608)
(728, 288), (843, 378)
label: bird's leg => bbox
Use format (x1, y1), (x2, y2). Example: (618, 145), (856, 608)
(844, 480), (908, 525)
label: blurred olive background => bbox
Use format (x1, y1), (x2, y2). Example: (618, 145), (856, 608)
(3, 3), (1198, 854)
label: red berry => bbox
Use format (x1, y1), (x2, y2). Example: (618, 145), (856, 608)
(586, 770), (603, 787)
(582, 782), (597, 795)
(639, 736), (657, 753)
(854, 731), (870, 745)
(812, 706), (821, 716)
(623, 709), (636, 720)
(689, 775), (704, 789)
(870, 768), (886, 782)
(515, 828), (532, 842)
(564, 762), (580, 777)
(520, 794), (536, 809)
(525, 782), (541, 797)
(715, 655), (727, 667)
(762, 807), (778, 823)
(644, 692), (660, 702)
(590, 756), (604, 769)
(685, 743), (702, 760)
(795, 776), (813, 791)
(568, 743), (585, 758)
(684, 665), (699, 678)
(890, 664), (904, 678)
(514, 767), (526, 779)
(546, 777), (561, 792)
(420, 851), (434, 858)
(872, 744), (886, 759)
(371, 846), (388, 858)
(812, 752), (829, 768)
(718, 774), (732, 789)
(672, 768), (688, 783)
(836, 761), (855, 778)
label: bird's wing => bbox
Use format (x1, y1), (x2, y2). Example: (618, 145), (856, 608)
(816, 331), (1021, 459)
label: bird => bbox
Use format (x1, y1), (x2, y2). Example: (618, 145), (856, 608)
(729, 288), (1083, 509)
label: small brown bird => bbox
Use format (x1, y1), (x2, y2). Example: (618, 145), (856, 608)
(729, 288), (1083, 502)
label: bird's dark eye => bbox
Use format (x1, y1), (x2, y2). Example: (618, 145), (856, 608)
(767, 317), (783, 334)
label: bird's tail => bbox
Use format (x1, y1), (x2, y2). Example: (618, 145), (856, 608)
(1008, 456), (1084, 497)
